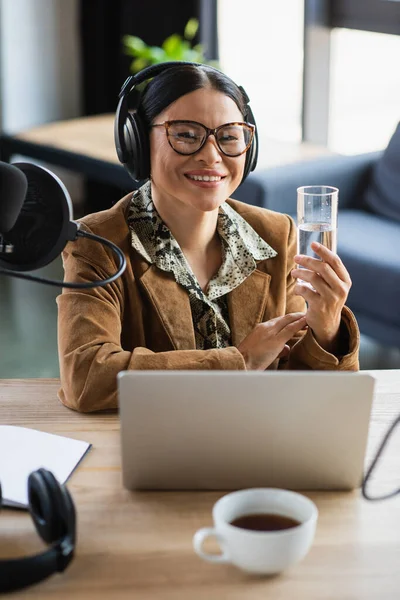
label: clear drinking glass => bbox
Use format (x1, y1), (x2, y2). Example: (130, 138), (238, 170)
(296, 185), (338, 287)
(297, 185), (338, 257)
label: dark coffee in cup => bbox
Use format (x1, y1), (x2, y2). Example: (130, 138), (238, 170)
(193, 489), (318, 574)
(230, 513), (301, 532)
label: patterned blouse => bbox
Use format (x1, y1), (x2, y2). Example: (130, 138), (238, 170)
(127, 181), (277, 350)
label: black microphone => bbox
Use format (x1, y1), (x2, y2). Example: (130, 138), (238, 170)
(0, 161), (28, 233)
(0, 162), (126, 288)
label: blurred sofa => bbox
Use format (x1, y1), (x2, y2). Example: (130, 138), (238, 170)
(234, 124), (400, 349)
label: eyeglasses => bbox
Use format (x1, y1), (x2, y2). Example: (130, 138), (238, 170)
(151, 120), (255, 157)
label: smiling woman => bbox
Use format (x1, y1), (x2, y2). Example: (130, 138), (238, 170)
(56, 62), (360, 413)
(148, 87), (247, 215)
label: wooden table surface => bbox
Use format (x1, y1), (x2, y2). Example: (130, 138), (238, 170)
(14, 115), (121, 165)
(0, 371), (399, 599)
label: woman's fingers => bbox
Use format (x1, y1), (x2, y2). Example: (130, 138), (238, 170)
(278, 344), (291, 359)
(293, 280), (318, 303)
(294, 242), (352, 285)
(277, 314), (308, 341)
(291, 267), (330, 295)
(293, 256), (337, 287)
(293, 250), (351, 302)
(311, 242), (351, 283)
(272, 312), (307, 332)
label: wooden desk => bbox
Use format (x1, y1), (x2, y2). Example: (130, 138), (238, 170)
(0, 371), (399, 599)
(0, 114), (333, 191)
(0, 115), (134, 190)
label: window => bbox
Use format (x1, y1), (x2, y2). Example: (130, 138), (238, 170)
(218, 0), (304, 149)
(218, 0), (400, 156)
(329, 27), (400, 154)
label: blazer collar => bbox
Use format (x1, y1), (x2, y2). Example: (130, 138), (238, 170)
(139, 263), (271, 350)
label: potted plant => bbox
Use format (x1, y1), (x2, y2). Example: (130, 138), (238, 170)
(122, 18), (219, 74)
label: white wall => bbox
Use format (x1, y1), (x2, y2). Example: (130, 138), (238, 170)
(0, 0), (82, 133)
(0, 0), (83, 206)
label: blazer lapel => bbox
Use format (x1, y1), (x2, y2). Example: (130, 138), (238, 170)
(140, 265), (196, 350)
(228, 268), (271, 346)
(139, 263), (271, 351)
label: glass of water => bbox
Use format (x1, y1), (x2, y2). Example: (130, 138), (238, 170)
(297, 185), (338, 285)
(297, 185), (338, 254)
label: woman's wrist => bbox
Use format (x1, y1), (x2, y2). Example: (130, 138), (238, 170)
(311, 322), (341, 355)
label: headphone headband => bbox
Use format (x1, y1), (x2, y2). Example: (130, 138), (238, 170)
(119, 61), (206, 99)
(114, 61), (258, 184)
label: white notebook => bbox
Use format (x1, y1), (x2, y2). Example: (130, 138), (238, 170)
(0, 425), (91, 508)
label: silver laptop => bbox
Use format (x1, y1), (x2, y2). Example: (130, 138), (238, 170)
(118, 371), (375, 491)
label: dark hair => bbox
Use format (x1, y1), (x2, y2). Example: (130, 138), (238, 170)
(139, 64), (248, 126)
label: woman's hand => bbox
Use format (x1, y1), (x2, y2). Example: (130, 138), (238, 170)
(291, 242), (352, 353)
(237, 312), (308, 370)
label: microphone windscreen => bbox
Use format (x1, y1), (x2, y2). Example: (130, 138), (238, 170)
(0, 163), (76, 272)
(0, 161), (28, 233)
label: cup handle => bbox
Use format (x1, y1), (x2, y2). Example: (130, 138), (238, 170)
(193, 527), (230, 564)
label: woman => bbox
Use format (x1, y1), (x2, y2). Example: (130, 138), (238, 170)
(57, 62), (359, 413)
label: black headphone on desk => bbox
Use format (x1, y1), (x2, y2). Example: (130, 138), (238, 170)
(0, 468), (76, 594)
(114, 61), (259, 184)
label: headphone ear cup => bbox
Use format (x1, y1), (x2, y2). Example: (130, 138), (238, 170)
(242, 131), (258, 183)
(241, 102), (258, 184)
(28, 469), (76, 545)
(125, 111), (150, 182)
(251, 128), (259, 173)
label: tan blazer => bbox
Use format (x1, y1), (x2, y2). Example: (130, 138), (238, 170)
(57, 194), (359, 413)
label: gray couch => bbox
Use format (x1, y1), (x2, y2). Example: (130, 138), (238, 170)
(234, 149), (400, 349)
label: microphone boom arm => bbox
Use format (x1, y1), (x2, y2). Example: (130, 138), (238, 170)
(0, 227), (127, 289)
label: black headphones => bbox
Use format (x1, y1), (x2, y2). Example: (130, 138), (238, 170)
(0, 468), (76, 594)
(114, 61), (258, 184)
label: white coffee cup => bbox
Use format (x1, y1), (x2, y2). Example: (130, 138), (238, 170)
(193, 488), (318, 575)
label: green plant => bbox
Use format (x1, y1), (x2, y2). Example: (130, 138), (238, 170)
(122, 18), (219, 74)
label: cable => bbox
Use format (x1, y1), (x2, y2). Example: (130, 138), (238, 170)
(0, 229), (127, 289)
(362, 415), (400, 501)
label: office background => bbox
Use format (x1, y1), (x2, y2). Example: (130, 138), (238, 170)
(1, 0), (399, 377)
